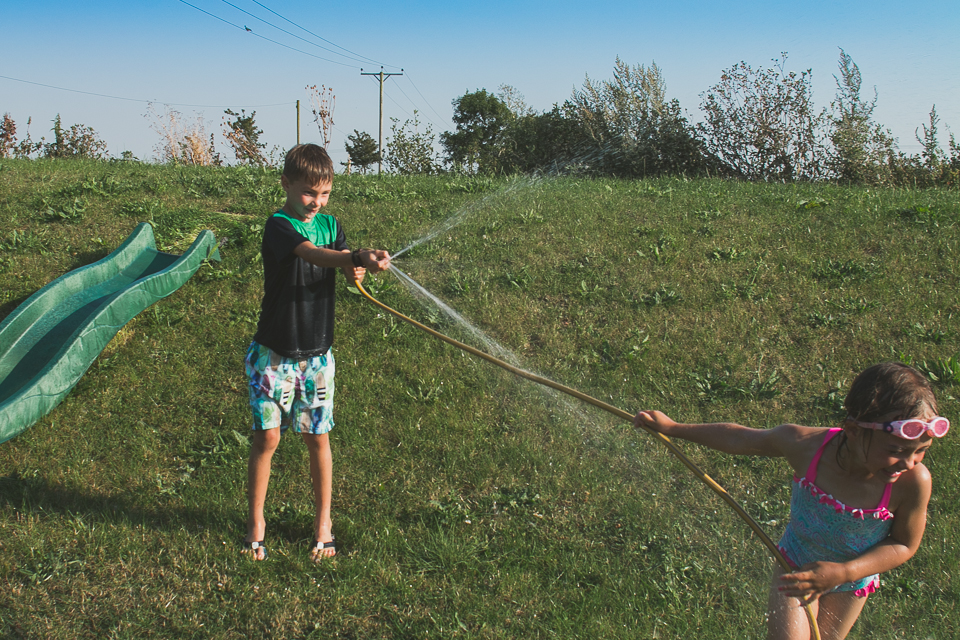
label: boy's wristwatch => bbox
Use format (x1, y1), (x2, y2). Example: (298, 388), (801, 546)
(351, 250), (363, 267)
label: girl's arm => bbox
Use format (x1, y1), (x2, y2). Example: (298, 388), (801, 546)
(777, 463), (932, 602)
(634, 410), (806, 458)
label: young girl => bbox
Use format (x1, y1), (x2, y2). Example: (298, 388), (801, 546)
(634, 362), (947, 640)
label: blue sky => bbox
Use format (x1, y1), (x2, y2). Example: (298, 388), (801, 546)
(2, 0), (958, 167)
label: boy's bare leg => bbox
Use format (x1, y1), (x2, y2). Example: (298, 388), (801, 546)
(245, 428), (281, 560)
(302, 432), (335, 559)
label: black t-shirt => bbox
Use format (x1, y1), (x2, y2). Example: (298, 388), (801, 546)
(252, 212), (349, 358)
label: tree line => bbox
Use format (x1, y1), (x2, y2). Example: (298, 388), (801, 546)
(379, 51), (958, 188)
(3, 50), (958, 187)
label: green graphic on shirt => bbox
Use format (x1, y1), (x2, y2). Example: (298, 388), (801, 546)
(273, 211), (338, 247)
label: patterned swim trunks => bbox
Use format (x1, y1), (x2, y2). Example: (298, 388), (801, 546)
(245, 341), (335, 435)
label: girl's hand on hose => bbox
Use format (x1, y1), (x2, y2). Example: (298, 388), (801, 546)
(634, 410), (678, 435)
(778, 561), (847, 604)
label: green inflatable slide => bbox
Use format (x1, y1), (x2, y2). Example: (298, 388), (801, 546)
(0, 222), (220, 444)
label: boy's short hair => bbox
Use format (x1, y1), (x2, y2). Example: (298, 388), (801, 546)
(283, 144), (334, 185)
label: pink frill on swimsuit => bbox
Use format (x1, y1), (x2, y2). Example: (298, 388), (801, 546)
(777, 428), (894, 597)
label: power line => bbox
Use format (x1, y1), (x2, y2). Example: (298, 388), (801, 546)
(389, 82), (422, 121)
(220, 0), (373, 66)
(387, 77), (445, 132)
(176, 0), (358, 68)
(248, 0), (395, 69)
(0, 74), (292, 109)
(405, 72), (452, 129)
(176, 1), (450, 140)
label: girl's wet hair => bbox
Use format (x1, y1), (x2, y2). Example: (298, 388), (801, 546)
(837, 362), (937, 467)
(283, 144), (334, 186)
(844, 361), (937, 422)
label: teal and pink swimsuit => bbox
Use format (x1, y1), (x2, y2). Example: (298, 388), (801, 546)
(777, 428), (894, 596)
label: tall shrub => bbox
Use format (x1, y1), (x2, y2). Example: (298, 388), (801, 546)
(384, 111), (440, 175)
(222, 109), (267, 166)
(499, 105), (589, 175)
(889, 106), (960, 188)
(699, 55), (828, 181)
(827, 49), (896, 185)
(566, 58), (707, 177)
(41, 114), (109, 160)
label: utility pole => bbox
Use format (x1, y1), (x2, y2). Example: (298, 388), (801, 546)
(296, 100), (300, 145)
(360, 66), (403, 174)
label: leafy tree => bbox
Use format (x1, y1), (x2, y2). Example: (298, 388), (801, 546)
(41, 114), (109, 160)
(699, 55), (828, 181)
(437, 62), (707, 179)
(827, 49), (896, 185)
(384, 111), (440, 175)
(343, 130), (380, 174)
(441, 89), (514, 174)
(222, 108), (267, 166)
(499, 104), (590, 174)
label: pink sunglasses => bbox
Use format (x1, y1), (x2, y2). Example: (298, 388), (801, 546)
(850, 416), (950, 440)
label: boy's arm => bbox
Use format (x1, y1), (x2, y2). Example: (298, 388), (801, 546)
(777, 464), (931, 603)
(338, 249), (366, 284)
(293, 242), (391, 278)
(634, 410), (803, 458)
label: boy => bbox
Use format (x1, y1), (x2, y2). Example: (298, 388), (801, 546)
(243, 144), (390, 561)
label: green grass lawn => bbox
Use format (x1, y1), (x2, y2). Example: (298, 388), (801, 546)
(0, 158), (958, 638)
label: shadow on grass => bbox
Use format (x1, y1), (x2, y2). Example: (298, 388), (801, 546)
(0, 295), (31, 324)
(0, 471), (237, 533)
(66, 249), (111, 271)
(0, 470), (340, 549)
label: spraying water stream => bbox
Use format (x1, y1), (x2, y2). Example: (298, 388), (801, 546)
(365, 166), (821, 638)
(388, 265), (594, 425)
(357, 271), (822, 639)
(390, 174), (547, 260)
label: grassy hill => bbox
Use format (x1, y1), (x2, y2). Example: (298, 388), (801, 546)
(0, 158), (958, 638)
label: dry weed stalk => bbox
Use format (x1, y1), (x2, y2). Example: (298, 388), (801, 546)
(307, 85), (336, 148)
(147, 103), (218, 165)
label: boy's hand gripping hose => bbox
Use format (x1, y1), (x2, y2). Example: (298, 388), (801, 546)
(354, 280), (820, 640)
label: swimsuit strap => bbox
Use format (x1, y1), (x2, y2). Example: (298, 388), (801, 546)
(877, 481), (893, 510)
(804, 428), (842, 484)
(804, 427), (895, 511)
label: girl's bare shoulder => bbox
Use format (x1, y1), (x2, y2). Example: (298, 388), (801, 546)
(893, 463), (933, 497)
(769, 424), (833, 475)
(769, 423), (832, 448)
(886, 464), (933, 523)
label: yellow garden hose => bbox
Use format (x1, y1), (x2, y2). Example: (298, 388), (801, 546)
(355, 279), (820, 639)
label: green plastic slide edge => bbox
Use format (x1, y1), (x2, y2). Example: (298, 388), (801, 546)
(0, 222), (220, 444)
